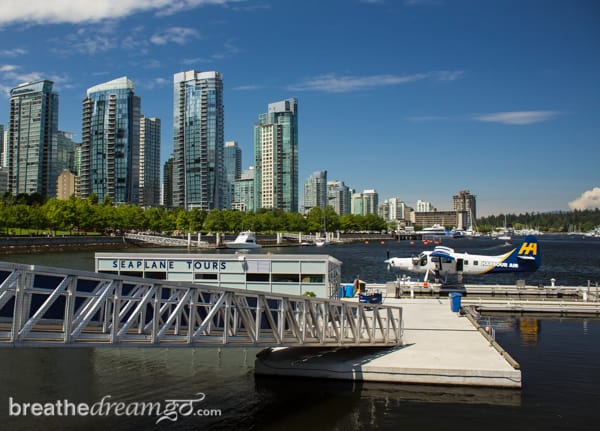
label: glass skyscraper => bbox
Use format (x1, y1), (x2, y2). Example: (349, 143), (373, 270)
(80, 77), (140, 205)
(303, 170), (327, 214)
(253, 98), (298, 212)
(139, 116), (161, 207)
(8, 80), (59, 197)
(173, 70), (224, 210)
(223, 141), (241, 209)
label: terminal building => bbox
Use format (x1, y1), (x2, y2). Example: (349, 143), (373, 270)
(96, 253), (342, 299)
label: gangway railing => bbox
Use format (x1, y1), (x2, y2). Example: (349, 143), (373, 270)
(0, 262), (402, 348)
(124, 233), (209, 248)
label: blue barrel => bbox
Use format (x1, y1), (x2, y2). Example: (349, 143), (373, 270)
(449, 293), (462, 312)
(345, 284), (355, 298)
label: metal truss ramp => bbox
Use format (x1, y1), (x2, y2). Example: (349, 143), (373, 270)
(0, 262), (402, 348)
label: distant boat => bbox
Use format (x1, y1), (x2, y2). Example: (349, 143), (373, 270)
(417, 224), (450, 236)
(224, 231), (262, 249)
(497, 215), (511, 241)
(314, 238), (329, 247)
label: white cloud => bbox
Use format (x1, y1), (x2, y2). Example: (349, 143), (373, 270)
(233, 84), (262, 91)
(474, 111), (560, 125)
(289, 70), (463, 93)
(0, 63), (70, 97)
(0, 48), (27, 57)
(151, 27), (200, 45)
(0, 0), (240, 26)
(569, 187), (600, 210)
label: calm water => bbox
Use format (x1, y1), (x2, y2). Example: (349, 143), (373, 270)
(1, 236), (599, 430)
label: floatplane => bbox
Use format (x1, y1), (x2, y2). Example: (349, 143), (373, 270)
(385, 235), (541, 283)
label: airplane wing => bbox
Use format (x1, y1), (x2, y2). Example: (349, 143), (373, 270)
(430, 250), (455, 260)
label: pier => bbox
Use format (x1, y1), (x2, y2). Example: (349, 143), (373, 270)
(256, 297), (521, 388)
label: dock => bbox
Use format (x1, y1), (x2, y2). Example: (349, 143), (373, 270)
(255, 297), (521, 388)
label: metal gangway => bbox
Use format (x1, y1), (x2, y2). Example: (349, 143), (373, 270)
(124, 232), (210, 248)
(0, 262), (402, 348)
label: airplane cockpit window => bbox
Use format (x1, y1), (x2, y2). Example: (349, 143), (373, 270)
(419, 254), (427, 266)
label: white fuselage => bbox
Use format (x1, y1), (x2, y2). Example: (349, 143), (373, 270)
(386, 248), (515, 279)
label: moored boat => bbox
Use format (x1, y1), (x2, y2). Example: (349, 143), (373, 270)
(224, 231), (262, 249)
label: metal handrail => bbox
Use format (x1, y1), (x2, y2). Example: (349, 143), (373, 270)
(0, 261), (403, 348)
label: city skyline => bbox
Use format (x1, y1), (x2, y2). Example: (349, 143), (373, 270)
(0, 0), (599, 216)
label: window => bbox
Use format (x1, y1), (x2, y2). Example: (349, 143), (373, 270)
(272, 274), (299, 283)
(247, 273), (269, 282)
(195, 273), (218, 280)
(301, 274), (324, 283)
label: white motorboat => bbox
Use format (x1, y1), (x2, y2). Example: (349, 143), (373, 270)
(224, 231), (262, 249)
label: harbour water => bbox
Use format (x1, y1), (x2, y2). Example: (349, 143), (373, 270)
(1, 236), (599, 429)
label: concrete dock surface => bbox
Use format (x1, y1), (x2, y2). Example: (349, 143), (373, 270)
(255, 298), (522, 388)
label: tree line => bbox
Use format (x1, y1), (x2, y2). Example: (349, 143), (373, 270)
(0, 193), (387, 235)
(477, 209), (600, 233)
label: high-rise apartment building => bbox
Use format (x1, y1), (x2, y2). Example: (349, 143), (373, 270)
(381, 197), (407, 221)
(56, 131), (77, 174)
(253, 98), (298, 212)
(173, 70), (224, 210)
(232, 166), (255, 212)
(56, 169), (77, 200)
(223, 141), (241, 209)
(303, 170), (327, 214)
(362, 189), (379, 215)
(80, 77), (140, 205)
(0, 124), (4, 168)
(416, 199), (434, 212)
(162, 155), (174, 208)
(327, 180), (351, 215)
(7, 80), (59, 196)
(139, 116), (161, 207)
(453, 189), (477, 229)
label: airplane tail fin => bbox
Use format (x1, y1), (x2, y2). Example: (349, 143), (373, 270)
(508, 235), (541, 272)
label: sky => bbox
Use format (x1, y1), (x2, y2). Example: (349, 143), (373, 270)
(0, 0), (599, 216)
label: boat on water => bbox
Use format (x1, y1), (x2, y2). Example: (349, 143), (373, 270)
(417, 224), (450, 236)
(315, 238), (329, 247)
(224, 231), (262, 249)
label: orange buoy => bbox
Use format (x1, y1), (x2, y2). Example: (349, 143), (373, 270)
(423, 281), (429, 288)
(365, 240), (369, 245)
(409, 241), (414, 245)
(380, 241), (385, 245)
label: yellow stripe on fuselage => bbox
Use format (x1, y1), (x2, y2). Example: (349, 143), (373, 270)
(479, 248), (516, 274)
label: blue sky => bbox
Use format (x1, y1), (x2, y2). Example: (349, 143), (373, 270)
(0, 0), (599, 216)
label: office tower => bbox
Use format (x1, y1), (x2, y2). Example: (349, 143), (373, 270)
(162, 155), (174, 208)
(139, 116), (161, 207)
(327, 180), (351, 215)
(7, 80), (59, 196)
(80, 77), (140, 204)
(223, 141), (241, 209)
(453, 189), (477, 229)
(173, 70), (224, 210)
(303, 170), (327, 214)
(232, 166), (255, 212)
(253, 98), (298, 212)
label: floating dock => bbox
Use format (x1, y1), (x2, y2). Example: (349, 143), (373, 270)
(255, 298), (522, 388)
